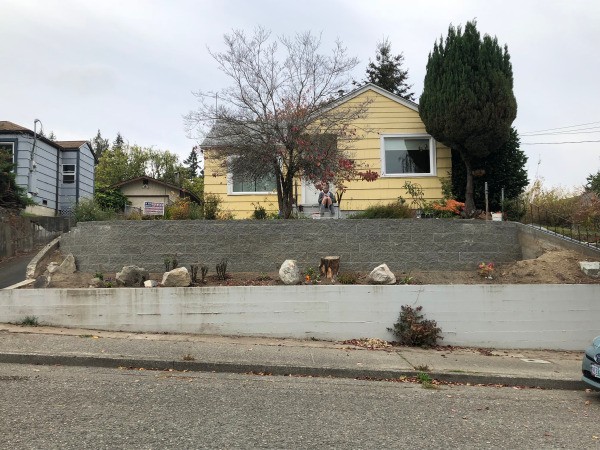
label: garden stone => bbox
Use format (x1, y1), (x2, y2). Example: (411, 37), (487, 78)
(57, 254), (76, 274)
(579, 261), (600, 277)
(90, 277), (104, 288)
(368, 264), (396, 285)
(47, 262), (60, 274)
(144, 280), (159, 288)
(34, 275), (49, 288)
(162, 267), (191, 287)
(279, 260), (301, 285)
(116, 265), (149, 287)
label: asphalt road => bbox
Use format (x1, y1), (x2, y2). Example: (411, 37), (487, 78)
(1, 363), (599, 449)
(0, 251), (34, 288)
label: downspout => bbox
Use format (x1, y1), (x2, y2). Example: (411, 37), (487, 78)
(55, 147), (59, 215)
(75, 150), (80, 205)
(28, 119), (43, 196)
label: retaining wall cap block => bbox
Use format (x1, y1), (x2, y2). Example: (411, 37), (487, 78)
(579, 261), (600, 277)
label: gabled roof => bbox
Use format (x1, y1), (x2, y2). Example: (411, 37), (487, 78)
(332, 83), (419, 112)
(0, 121), (96, 161)
(109, 175), (203, 205)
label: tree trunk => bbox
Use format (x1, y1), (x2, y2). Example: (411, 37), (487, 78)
(458, 149), (476, 217)
(319, 256), (340, 280)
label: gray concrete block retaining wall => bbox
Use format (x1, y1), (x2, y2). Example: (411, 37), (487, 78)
(60, 219), (522, 273)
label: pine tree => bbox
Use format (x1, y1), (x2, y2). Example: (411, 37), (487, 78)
(113, 132), (125, 149)
(363, 38), (414, 101)
(183, 146), (200, 179)
(91, 130), (109, 164)
(420, 21), (517, 215)
(48, 131), (57, 141)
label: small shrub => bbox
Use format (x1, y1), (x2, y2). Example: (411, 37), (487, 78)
(200, 264), (208, 282)
(165, 198), (202, 220)
(502, 198), (526, 222)
(94, 272), (104, 281)
(251, 203), (268, 220)
(417, 372), (432, 383)
(18, 316), (39, 326)
(304, 267), (320, 284)
(387, 305), (442, 347)
(164, 257), (171, 272)
(338, 272), (359, 285)
(216, 259), (228, 280)
(398, 275), (414, 285)
(204, 193), (222, 220)
(350, 200), (413, 219)
(478, 262), (494, 279)
(73, 199), (116, 222)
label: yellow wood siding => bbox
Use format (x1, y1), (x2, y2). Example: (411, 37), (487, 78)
(203, 88), (451, 218)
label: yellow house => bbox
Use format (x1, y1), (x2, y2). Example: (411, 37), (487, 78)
(202, 84), (451, 218)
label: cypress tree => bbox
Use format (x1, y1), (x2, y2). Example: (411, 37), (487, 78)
(420, 21), (517, 215)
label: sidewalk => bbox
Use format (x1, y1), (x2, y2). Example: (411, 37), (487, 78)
(0, 324), (585, 390)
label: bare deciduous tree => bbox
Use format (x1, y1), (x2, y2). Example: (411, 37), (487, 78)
(186, 28), (371, 218)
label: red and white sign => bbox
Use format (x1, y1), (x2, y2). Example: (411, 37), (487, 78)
(144, 201), (164, 216)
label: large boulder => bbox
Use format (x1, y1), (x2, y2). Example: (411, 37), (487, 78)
(116, 265), (149, 287)
(57, 254), (77, 274)
(162, 267), (191, 287)
(279, 260), (301, 285)
(579, 261), (600, 277)
(368, 264), (397, 285)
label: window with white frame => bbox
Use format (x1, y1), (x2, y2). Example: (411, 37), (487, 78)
(231, 173), (276, 193)
(62, 164), (76, 184)
(381, 135), (435, 176)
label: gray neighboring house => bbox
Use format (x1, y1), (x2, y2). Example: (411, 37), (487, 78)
(0, 121), (96, 216)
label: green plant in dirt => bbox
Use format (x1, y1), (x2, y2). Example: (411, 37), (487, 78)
(164, 257), (172, 272)
(304, 267), (320, 284)
(18, 316), (39, 326)
(94, 272), (104, 281)
(256, 272), (272, 281)
(398, 274), (413, 285)
(417, 372), (432, 383)
(190, 264), (199, 283)
(337, 272), (359, 285)
(216, 259), (228, 280)
(200, 264), (208, 283)
(403, 181), (426, 210)
(387, 305), (442, 347)
(478, 262), (494, 279)
(171, 255), (178, 269)
(349, 199), (412, 219)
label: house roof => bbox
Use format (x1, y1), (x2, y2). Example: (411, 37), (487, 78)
(334, 83), (419, 112)
(0, 121), (96, 161)
(200, 84), (420, 150)
(55, 140), (89, 150)
(109, 175), (203, 205)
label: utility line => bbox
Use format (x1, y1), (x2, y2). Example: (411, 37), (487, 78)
(522, 139), (600, 145)
(521, 120), (600, 134)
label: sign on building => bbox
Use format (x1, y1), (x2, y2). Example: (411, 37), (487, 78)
(144, 201), (164, 216)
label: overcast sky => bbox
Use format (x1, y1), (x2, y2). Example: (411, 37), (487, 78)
(2, 0), (599, 190)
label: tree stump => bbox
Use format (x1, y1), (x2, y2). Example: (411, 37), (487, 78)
(320, 256), (340, 280)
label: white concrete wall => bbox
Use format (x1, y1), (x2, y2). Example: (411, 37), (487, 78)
(2, 285), (599, 350)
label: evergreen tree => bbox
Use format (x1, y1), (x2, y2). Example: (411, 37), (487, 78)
(113, 132), (125, 149)
(451, 127), (528, 211)
(420, 20), (517, 215)
(362, 38), (414, 101)
(48, 131), (57, 141)
(586, 171), (600, 195)
(183, 147), (200, 178)
(91, 130), (109, 164)
(0, 146), (31, 209)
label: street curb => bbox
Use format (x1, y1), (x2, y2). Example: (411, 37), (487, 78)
(0, 352), (584, 391)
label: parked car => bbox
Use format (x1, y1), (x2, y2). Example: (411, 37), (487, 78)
(582, 336), (600, 389)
